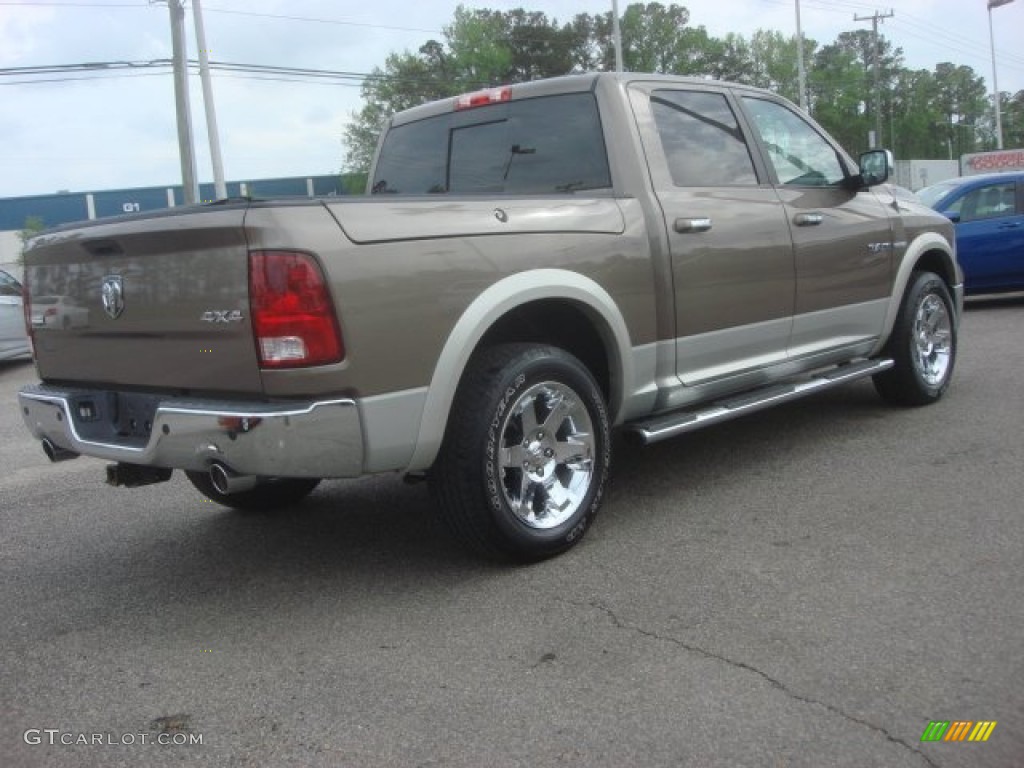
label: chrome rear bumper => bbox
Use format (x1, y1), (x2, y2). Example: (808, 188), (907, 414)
(18, 384), (363, 478)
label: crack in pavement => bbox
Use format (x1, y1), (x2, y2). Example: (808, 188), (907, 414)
(560, 597), (940, 768)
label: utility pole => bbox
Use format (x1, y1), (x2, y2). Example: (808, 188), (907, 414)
(192, 0), (226, 199)
(795, 0), (807, 110)
(167, 0), (199, 204)
(854, 9), (894, 149)
(988, 0), (1016, 150)
(611, 0), (623, 73)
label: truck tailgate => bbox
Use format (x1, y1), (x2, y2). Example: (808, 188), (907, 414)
(25, 207), (263, 394)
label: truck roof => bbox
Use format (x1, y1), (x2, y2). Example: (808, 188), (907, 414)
(389, 72), (781, 128)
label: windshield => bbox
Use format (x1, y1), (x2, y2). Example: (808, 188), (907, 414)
(917, 180), (961, 209)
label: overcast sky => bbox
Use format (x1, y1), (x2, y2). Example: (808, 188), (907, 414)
(1, 0), (1022, 198)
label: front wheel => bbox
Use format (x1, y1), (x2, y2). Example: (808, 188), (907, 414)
(873, 271), (957, 406)
(429, 344), (611, 561)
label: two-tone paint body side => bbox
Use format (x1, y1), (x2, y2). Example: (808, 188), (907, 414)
(245, 196), (660, 474)
(250, 76), (675, 474)
(868, 190), (962, 355)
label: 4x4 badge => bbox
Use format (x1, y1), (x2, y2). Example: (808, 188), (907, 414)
(101, 275), (125, 319)
(200, 309), (244, 323)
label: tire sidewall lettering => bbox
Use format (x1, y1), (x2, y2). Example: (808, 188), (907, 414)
(485, 372), (528, 512)
(909, 278), (954, 396)
(484, 358), (608, 549)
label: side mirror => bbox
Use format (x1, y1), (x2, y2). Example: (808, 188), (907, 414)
(858, 149), (892, 187)
(942, 210), (961, 223)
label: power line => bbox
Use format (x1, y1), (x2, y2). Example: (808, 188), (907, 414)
(8, 0), (1023, 80)
(0, 55), (1005, 96)
(0, 58), (499, 89)
(0, 0), (443, 35)
(210, 73), (364, 87)
(0, 1), (144, 5)
(854, 9), (895, 148)
(4, 6), (1022, 92)
(202, 6), (439, 36)
(757, 0), (1024, 75)
(0, 71), (169, 85)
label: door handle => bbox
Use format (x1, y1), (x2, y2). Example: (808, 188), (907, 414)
(997, 222), (1021, 230)
(674, 217), (712, 233)
(794, 212), (824, 226)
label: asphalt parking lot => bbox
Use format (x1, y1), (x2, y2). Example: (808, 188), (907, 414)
(1, 298), (1022, 768)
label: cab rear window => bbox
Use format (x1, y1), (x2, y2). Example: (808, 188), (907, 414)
(372, 93), (611, 195)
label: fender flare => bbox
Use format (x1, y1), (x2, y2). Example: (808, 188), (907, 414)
(871, 232), (959, 356)
(405, 269), (634, 472)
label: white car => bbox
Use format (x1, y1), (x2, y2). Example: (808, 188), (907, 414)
(0, 268), (31, 360)
(30, 294), (91, 329)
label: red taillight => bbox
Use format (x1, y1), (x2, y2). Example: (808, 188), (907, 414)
(21, 280), (32, 331)
(22, 280), (33, 354)
(454, 86), (511, 111)
(248, 250), (344, 369)
(44, 307), (57, 317)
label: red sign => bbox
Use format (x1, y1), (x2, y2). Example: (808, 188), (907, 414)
(964, 149), (1024, 173)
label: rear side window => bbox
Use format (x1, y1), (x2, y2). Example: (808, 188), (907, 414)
(0, 270), (22, 297)
(958, 182), (1018, 222)
(372, 93), (611, 195)
(650, 90), (758, 186)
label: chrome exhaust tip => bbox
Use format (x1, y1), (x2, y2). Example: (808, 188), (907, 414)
(42, 438), (79, 463)
(209, 462), (258, 495)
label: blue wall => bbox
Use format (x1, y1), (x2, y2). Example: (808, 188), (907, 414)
(0, 193), (89, 231)
(0, 174), (364, 231)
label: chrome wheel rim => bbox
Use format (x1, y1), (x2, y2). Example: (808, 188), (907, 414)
(496, 381), (596, 530)
(912, 292), (952, 387)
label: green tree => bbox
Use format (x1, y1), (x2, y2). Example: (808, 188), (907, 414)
(672, 24), (727, 77)
(339, 172), (368, 195)
(889, 68), (942, 159)
(590, 3), (727, 78)
(342, 5), (585, 172)
(808, 42), (867, 153)
(703, 33), (754, 82)
(617, 2), (691, 73)
(498, 8), (585, 80)
(1003, 90), (1024, 149)
(444, 7), (513, 81)
(342, 47), (464, 173)
(341, 4), (1006, 170)
(932, 63), (989, 157)
(746, 30), (803, 103)
(18, 216), (45, 264)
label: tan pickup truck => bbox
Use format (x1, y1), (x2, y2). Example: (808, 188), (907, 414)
(19, 73), (961, 561)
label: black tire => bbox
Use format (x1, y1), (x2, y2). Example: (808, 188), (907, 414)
(185, 470), (320, 512)
(429, 343), (611, 561)
(873, 270), (957, 406)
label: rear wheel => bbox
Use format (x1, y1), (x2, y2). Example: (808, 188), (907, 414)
(430, 344), (611, 561)
(185, 471), (320, 512)
(873, 270), (956, 406)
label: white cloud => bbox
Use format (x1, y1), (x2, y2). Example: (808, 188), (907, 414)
(0, 0), (1022, 197)
(0, 5), (56, 66)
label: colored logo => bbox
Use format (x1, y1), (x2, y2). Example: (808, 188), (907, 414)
(921, 721), (997, 742)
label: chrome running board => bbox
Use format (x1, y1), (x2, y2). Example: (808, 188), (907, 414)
(627, 358), (894, 445)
